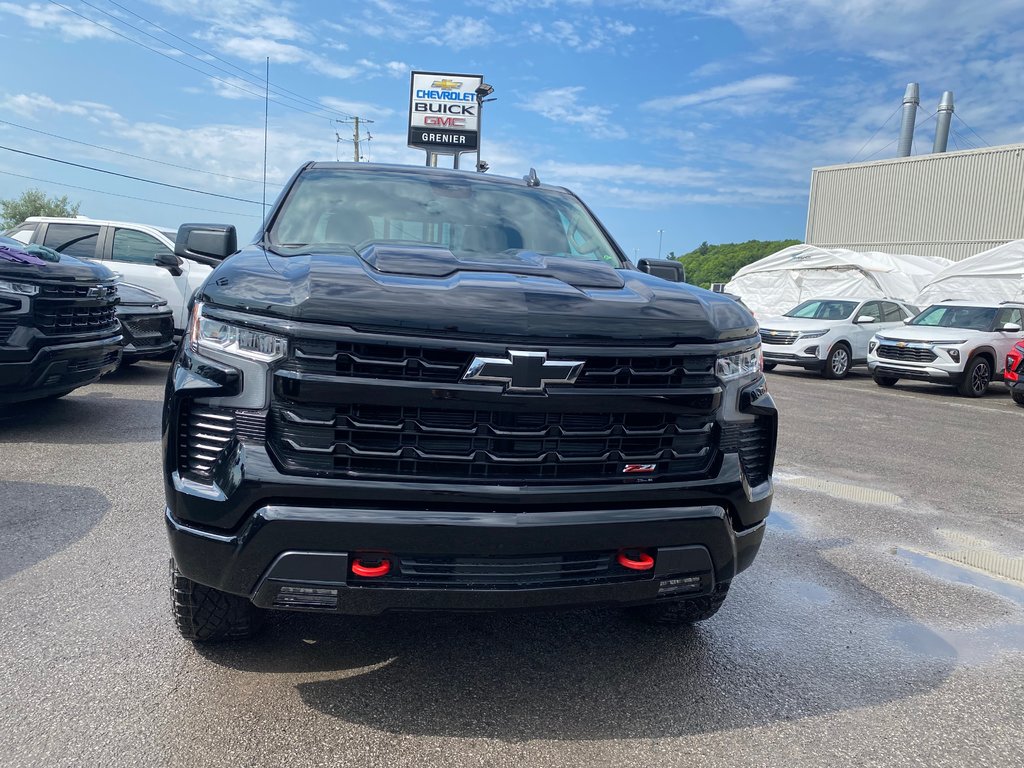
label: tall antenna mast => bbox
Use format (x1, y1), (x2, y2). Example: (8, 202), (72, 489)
(262, 57), (269, 220)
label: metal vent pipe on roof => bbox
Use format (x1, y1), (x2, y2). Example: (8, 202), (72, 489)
(896, 83), (920, 157)
(933, 91), (955, 153)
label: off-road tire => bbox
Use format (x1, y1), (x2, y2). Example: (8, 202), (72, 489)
(957, 356), (991, 398)
(170, 559), (262, 642)
(1013, 391), (1024, 406)
(626, 582), (730, 626)
(873, 375), (899, 387)
(762, 362), (777, 372)
(822, 343), (851, 379)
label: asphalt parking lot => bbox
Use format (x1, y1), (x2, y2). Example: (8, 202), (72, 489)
(1, 362), (1022, 767)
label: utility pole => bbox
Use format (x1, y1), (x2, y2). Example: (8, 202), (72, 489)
(336, 117), (374, 162)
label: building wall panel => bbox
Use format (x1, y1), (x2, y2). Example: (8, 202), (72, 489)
(806, 144), (1024, 261)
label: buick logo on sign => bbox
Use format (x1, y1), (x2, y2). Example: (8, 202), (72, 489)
(462, 350), (584, 393)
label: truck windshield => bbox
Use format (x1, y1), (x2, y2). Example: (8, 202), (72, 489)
(267, 167), (624, 267)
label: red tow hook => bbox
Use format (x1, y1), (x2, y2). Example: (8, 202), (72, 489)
(351, 557), (392, 578)
(616, 549), (655, 571)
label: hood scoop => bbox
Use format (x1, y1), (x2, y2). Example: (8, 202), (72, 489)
(359, 243), (625, 289)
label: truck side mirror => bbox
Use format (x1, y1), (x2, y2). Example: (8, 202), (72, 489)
(638, 258), (686, 283)
(154, 251), (183, 276)
(175, 224), (238, 265)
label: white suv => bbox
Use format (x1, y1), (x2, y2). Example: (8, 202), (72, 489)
(759, 297), (918, 379)
(867, 301), (1024, 397)
(5, 217), (214, 336)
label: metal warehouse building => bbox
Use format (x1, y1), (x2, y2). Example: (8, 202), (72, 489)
(805, 143), (1024, 262)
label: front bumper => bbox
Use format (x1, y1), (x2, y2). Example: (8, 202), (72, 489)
(867, 359), (963, 384)
(116, 306), (176, 362)
(0, 334), (122, 403)
(762, 342), (825, 369)
(166, 503), (765, 614)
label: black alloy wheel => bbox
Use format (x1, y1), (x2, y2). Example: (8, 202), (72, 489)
(957, 356), (991, 398)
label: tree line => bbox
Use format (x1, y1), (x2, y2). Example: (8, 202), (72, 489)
(670, 239), (801, 289)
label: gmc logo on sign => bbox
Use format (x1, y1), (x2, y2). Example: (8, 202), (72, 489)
(424, 116), (466, 127)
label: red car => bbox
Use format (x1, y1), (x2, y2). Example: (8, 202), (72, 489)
(1007, 341), (1024, 406)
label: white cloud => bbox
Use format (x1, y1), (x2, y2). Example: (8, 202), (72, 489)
(524, 16), (636, 52)
(642, 75), (799, 111)
(0, 93), (122, 123)
(437, 16), (497, 49)
(0, 2), (117, 40)
(320, 98), (396, 120)
(519, 86), (627, 140)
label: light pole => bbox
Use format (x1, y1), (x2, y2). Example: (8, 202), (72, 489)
(657, 229), (664, 259)
(475, 82), (495, 172)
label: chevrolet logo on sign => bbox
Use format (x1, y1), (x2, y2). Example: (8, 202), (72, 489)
(462, 350), (584, 393)
(431, 79), (463, 89)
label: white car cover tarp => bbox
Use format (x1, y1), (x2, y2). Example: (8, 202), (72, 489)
(915, 239), (1024, 306)
(724, 244), (951, 317)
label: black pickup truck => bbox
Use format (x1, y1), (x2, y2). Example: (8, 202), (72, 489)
(163, 162), (776, 641)
(0, 238), (121, 404)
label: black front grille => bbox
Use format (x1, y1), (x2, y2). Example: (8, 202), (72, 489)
(35, 304), (117, 335)
(286, 339), (718, 390)
(760, 329), (799, 346)
(269, 402), (717, 483)
(123, 315), (173, 341)
(574, 355), (717, 388)
(721, 418), (774, 486)
(877, 344), (937, 363)
(355, 551), (644, 589)
(0, 317), (17, 345)
(67, 350), (119, 373)
(39, 284), (117, 299)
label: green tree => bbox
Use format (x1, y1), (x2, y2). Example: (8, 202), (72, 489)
(0, 188), (81, 229)
(677, 239), (801, 289)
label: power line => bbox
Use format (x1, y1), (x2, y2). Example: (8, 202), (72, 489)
(0, 168), (260, 217)
(0, 117), (282, 185)
(44, 0), (348, 123)
(0, 144), (262, 205)
(102, 0), (355, 119)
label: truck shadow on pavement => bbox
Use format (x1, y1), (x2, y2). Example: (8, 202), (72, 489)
(194, 529), (964, 740)
(0, 392), (161, 444)
(0, 481), (109, 580)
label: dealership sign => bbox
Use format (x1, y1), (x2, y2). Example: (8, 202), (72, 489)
(408, 71), (482, 154)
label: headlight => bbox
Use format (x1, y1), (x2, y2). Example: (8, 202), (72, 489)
(0, 279), (39, 296)
(716, 346), (761, 381)
(798, 329), (828, 339)
(189, 302), (287, 362)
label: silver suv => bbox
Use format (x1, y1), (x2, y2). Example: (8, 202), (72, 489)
(867, 301), (1024, 397)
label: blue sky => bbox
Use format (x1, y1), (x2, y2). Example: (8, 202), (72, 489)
(1, 0), (1022, 260)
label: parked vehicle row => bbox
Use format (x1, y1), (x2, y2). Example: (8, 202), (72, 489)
(6, 216), (218, 335)
(758, 294), (1024, 403)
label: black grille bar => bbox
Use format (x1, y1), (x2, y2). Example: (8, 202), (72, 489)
(876, 344), (937, 363)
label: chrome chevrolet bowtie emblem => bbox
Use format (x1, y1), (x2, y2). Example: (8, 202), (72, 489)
(462, 350), (584, 393)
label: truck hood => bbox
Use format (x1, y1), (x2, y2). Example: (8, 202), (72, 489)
(0, 249), (115, 283)
(199, 245), (757, 342)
